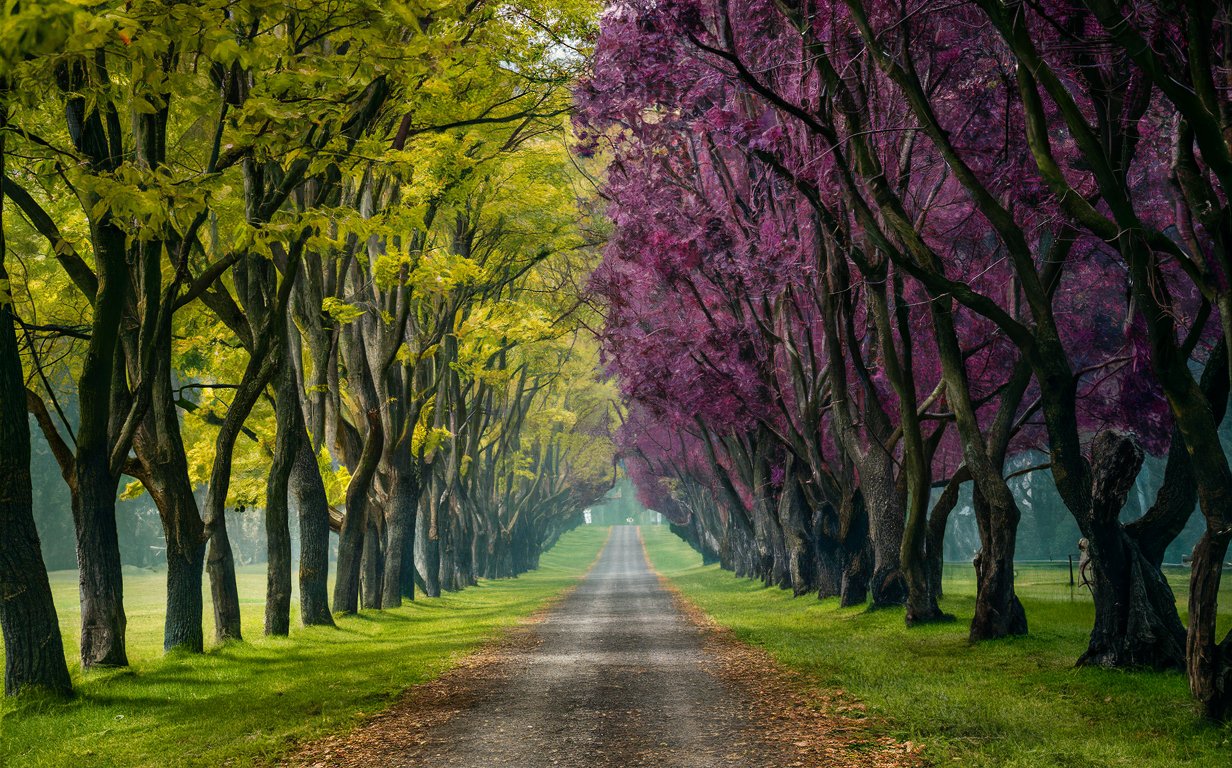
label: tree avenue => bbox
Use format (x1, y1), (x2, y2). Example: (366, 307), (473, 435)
(3, 0), (1232, 753)
(0, 0), (614, 696)
(580, 0), (1232, 721)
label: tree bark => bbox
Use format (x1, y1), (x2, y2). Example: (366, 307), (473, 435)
(265, 349), (299, 636)
(969, 486), (1027, 639)
(360, 508), (384, 609)
(839, 491), (872, 607)
(291, 434), (334, 626)
(134, 372), (205, 654)
(334, 409), (383, 614)
(776, 458), (815, 596)
(1078, 431), (1186, 669)
(380, 463), (417, 606)
(0, 187), (72, 695)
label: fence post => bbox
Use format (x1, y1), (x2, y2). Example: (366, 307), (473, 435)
(1068, 554), (1075, 586)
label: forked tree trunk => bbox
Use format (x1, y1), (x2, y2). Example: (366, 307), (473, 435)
(925, 468), (968, 600)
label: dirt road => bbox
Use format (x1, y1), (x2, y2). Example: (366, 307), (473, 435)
(287, 526), (913, 768)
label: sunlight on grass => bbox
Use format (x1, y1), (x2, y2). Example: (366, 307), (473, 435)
(642, 526), (1232, 768)
(0, 526), (609, 768)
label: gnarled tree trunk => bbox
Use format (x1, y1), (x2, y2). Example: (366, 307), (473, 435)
(1078, 431), (1186, 670)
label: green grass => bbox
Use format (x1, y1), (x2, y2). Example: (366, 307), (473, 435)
(641, 526), (1232, 768)
(1, 526), (609, 768)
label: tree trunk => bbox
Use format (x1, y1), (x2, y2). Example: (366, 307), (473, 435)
(839, 492), (871, 607)
(206, 522), (242, 643)
(776, 460), (815, 596)
(864, 460), (907, 607)
(381, 467), (417, 607)
(136, 381), (205, 654)
(360, 509), (384, 610)
(334, 409), (383, 614)
(74, 455), (128, 666)
(1078, 431), (1186, 669)
(162, 524), (205, 653)
(264, 353), (299, 636)
(291, 436), (334, 626)
(931, 300), (1024, 639)
(1186, 529), (1232, 720)
(969, 487), (1027, 640)
(925, 468), (968, 600)
(813, 507), (843, 600)
(418, 491), (442, 597)
(0, 233), (72, 695)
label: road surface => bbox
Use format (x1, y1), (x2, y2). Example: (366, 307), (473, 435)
(288, 526), (909, 767)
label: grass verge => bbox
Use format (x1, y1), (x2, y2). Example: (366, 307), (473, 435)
(640, 525), (1232, 768)
(0, 526), (609, 768)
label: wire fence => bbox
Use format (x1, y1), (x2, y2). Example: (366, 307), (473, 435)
(940, 559), (1232, 609)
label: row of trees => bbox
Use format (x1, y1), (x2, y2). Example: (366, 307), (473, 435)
(1, 0), (615, 698)
(580, 0), (1232, 720)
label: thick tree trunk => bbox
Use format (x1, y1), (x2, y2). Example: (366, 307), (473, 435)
(839, 493), (871, 607)
(74, 456), (128, 666)
(864, 460), (907, 607)
(0, 242), (72, 696)
(0, 484), (72, 696)
(399, 507), (417, 598)
(418, 492), (442, 598)
(162, 529), (205, 653)
(902, 462), (949, 625)
(291, 430), (334, 627)
(777, 460), (815, 596)
(1078, 431), (1186, 669)
(381, 468), (417, 607)
(813, 516), (843, 599)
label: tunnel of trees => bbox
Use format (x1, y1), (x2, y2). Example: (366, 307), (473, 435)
(3, 0), (1232, 733)
(579, 0), (1232, 721)
(1, 0), (614, 698)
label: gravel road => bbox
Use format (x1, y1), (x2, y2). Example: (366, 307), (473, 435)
(288, 526), (913, 768)
(398, 525), (775, 767)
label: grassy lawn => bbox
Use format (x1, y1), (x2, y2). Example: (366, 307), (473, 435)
(1, 526), (609, 768)
(641, 525), (1232, 768)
